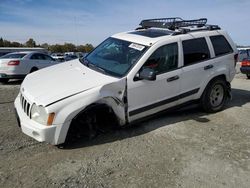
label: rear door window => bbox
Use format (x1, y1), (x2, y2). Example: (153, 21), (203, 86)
(30, 54), (44, 60)
(30, 54), (39, 60)
(210, 35), (233, 56)
(43, 55), (54, 61)
(183, 38), (210, 66)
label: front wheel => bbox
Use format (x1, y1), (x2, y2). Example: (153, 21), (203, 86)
(65, 110), (98, 144)
(201, 79), (228, 113)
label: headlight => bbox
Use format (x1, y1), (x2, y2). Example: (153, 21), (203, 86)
(31, 104), (55, 125)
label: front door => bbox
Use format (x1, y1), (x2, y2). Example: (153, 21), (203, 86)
(127, 42), (182, 122)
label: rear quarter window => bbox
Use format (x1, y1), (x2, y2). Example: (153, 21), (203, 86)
(210, 35), (233, 56)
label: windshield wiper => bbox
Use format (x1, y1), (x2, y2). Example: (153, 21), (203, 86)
(80, 57), (109, 75)
(88, 63), (107, 74)
(80, 57), (89, 67)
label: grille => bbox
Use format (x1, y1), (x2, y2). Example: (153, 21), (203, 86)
(20, 94), (31, 118)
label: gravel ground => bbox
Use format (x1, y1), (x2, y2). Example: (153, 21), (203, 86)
(0, 73), (250, 188)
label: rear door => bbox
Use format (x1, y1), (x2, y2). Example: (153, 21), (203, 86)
(42, 54), (57, 67)
(29, 53), (43, 70)
(29, 53), (55, 69)
(37, 54), (54, 69)
(179, 37), (213, 104)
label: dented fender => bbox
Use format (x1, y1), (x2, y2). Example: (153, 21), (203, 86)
(50, 78), (127, 144)
(97, 78), (127, 125)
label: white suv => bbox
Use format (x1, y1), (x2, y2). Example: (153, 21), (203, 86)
(14, 18), (238, 145)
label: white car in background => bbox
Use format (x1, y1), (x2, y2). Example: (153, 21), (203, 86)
(0, 51), (58, 83)
(51, 53), (65, 62)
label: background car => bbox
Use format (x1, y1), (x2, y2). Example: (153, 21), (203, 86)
(51, 53), (65, 62)
(0, 51), (58, 83)
(64, 54), (78, 61)
(240, 57), (250, 79)
(238, 48), (250, 62)
(0, 47), (48, 57)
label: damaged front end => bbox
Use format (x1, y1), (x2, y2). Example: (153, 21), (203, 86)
(97, 77), (128, 126)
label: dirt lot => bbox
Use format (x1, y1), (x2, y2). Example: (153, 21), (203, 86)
(0, 73), (250, 188)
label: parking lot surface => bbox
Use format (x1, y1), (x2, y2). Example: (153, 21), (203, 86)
(0, 73), (250, 188)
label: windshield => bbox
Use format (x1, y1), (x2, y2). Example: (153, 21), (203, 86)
(0, 53), (27, 59)
(84, 37), (148, 77)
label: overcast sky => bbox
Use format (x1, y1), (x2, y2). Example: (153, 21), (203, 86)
(0, 0), (249, 46)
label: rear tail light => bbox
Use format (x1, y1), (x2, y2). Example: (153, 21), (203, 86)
(7, 60), (20, 66)
(241, 61), (250, 67)
(234, 54), (238, 66)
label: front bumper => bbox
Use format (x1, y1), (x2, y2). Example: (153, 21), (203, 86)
(240, 67), (250, 75)
(14, 95), (58, 144)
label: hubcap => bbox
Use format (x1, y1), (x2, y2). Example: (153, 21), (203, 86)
(210, 84), (224, 107)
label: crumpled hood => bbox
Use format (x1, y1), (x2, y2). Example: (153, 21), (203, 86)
(21, 59), (118, 106)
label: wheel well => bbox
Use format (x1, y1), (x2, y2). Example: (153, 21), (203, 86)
(208, 74), (227, 83)
(30, 67), (38, 73)
(203, 74), (231, 99)
(68, 103), (119, 136)
(73, 103), (118, 121)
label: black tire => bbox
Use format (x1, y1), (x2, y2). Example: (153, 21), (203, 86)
(247, 74), (250, 79)
(30, 67), (38, 73)
(201, 79), (228, 113)
(65, 110), (98, 144)
(0, 78), (9, 84)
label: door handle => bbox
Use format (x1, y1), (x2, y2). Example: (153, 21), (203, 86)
(204, 64), (214, 70)
(167, 75), (179, 82)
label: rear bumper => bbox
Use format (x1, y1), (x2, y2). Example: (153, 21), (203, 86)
(14, 95), (58, 144)
(240, 67), (250, 75)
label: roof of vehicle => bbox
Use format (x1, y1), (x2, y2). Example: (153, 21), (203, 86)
(112, 28), (223, 46)
(8, 51), (48, 55)
(112, 17), (222, 46)
(112, 29), (171, 46)
(0, 47), (46, 50)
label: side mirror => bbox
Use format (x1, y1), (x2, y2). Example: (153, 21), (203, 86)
(139, 68), (156, 81)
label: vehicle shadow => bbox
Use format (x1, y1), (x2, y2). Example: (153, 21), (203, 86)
(61, 88), (250, 149)
(226, 88), (250, 108)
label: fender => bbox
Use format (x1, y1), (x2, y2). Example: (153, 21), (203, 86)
(196, 65), (229, 99)
(48, 78), (127, 145)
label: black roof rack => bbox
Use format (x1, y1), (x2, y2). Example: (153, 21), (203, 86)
(139, 17), (208, 30)
(136, 17), (221, 36)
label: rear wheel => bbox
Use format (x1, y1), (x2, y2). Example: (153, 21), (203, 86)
(247, 74), (250, 79)
(0, 78), (9, 84)
(201, 79), (228, 113)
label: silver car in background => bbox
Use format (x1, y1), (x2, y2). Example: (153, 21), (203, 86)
(0, 51), (58, 83)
